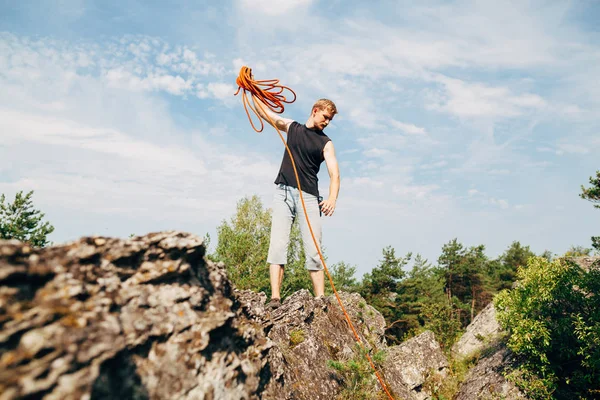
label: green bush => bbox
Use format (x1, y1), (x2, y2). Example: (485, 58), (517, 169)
(328, 345), (389, 400)
(423, 353), (480, 400)
(495, 257), (600, 399)
(420, 301), (462, 350)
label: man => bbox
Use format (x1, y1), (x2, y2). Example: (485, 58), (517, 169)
(254, 97), (340, 309)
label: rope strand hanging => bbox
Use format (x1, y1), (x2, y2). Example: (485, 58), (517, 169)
(235, 66), (396, 400)
(234, 66), (296, 132)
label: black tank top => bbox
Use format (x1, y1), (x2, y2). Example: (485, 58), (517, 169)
(274, 121), (331, 197)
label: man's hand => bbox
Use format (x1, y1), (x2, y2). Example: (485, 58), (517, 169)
(319, 198), (336, 216)
(252, 97), (293, 133)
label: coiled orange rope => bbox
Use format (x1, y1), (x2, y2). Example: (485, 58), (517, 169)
(235, 66), (396, 400)
(234, 67), (296, 132)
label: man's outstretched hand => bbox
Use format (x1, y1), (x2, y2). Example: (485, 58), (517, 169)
(319, 198), (336, 216)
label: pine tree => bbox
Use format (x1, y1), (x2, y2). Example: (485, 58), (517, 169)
(580, 170), (600, 209)
(580, 170), (600, 252)
(0, 191), (55, 247)
(326, 261), (358, 294)
(486, 241), (536, 292)
(438, 239), (491, 326)
(359, 246), (411, 343)
(438, 239), (464, 302)
(395, 254), (445, 338)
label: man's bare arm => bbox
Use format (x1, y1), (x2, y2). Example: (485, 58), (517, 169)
(252, 96), (294, 133)
(320, 141), (340, 216)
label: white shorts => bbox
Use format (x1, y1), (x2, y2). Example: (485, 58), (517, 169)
(266, 184), (323, 271)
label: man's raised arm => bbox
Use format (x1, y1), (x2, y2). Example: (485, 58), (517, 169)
(320, 141), (340, 217)
(252, 96), (294, 133)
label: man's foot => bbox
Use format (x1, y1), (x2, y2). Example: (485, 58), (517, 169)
(314, 295), (330, 306)
(267, 298), (281, 310)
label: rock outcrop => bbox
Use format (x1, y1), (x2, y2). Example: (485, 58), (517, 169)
(450, 256), (600, 399)
(0, 232), (270, 399)
(452, 302), (502, 359)
(453, 303), (525, 399)
(455, 347), (525, 400)
(569, 256), (600, 271)
(1, 232), (449, 400)
(237, 289), (419, 399)
(383, 331), (448, 400)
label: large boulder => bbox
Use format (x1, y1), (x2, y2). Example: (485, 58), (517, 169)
(237, 289), (416, 399)
(0, 232), (270, 399)
(452, 302), (502, 359)
(455, 347), (525, 400)
(383, 331), (449, 400)
(452, 301), (525, 399)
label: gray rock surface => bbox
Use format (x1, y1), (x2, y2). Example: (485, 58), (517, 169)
(237, 289), (418, 399)
(383, 331), (449, 400)
(0, 232), (270, 400)
(455, 347), (525, 400)
(452, 301), (526, 399)
(569, 256), (600, 271)
(452, 302), (502, 359)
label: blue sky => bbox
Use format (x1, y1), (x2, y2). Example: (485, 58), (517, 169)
(1, 0), (599, 276)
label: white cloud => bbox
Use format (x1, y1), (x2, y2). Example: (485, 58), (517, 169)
(260, 0), (569, 89)
(412, 2), (563, 68)
(340, 149), (359, 155)
(421, 160), (448, 170)
(0, 109), (207, 174)
(0, 34), (277, 228)
(196, 84), (210, 99)
(146, 74), (192, 95)
(538, 137), (600, 156)
(345, 177), (384, 189)
(429, 76), (547, 118)
(490, 198), (510, 209)
(357, 134), (406, 150)
(390, 120), (427, 135)
(467, 188), (510, 210)
(232, 58), (247, 72)
(363, 148), (391, 158)
(105, 68), (192, 95)
(238, 0), (315, 16)
(537, 147), (554, 153)
(393, 183), (440, 200)
(346, 105), (384, 129)
(0, 33), (226, 102)
(156, 52), (177, 66)
(556, 142), (590, 155)
(489, 169), (510, 175)
(207, 82), (236, 100)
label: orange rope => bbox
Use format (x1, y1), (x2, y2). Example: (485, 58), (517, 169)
(234, 67), (296, 132)
(235, 66), (396, 400)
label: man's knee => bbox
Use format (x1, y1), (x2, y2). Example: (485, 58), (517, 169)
(267, 220), (293, 266)
(305, 254), (324, 271)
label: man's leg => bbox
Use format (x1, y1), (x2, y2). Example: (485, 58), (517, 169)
(297, 190), (325, 297)
(310, 270), (325, 297)
(269, 263), (285, 300)
(267, 185), (294, 303)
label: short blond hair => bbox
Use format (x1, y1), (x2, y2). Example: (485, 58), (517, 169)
(312, 99), (338, 115)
